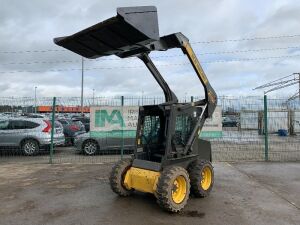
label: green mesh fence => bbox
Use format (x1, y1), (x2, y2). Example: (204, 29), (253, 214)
(0, 96), (299, 164)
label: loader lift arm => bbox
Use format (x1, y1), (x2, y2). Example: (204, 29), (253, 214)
(133, 32), (218, 118)
(132, 33), (217, 157)
(155, 32), (218, 118)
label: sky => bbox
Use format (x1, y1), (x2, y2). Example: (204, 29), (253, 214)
(1, 0), (300, 100)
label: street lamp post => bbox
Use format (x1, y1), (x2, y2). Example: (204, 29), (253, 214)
(92, 89), (95, 105)
(81, 57), (84, 116)
(34, 86), (37, 113)
(298, 73), (300, 100)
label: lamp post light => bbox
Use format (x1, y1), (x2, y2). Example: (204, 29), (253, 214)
(34, 86), (37, 113)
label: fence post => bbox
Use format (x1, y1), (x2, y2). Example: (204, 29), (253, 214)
(258, 111), (263, 135)
(264, 94), (269, 161)
(288, 109), (295, 135)
(49, 97), (56, 164)
(121, 96), (124, 159)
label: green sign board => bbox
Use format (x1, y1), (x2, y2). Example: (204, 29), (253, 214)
(90, 106), (222, 139)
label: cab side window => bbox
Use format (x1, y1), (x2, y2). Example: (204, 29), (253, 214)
(8, 120), (39, 129)
(9, 120), (26, 129)
(0, 120), (9, 130)
(25, 121), (39, 129)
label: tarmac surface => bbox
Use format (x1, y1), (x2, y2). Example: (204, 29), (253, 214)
(0, 162), (299, 225)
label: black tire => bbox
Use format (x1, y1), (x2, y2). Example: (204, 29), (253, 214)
(65, 137), (72, 146)
(70, 138), (75, 146)
(109, 159), (133, 196)
(21, 139), (39, 156)
(82, 140), (98, 155)
(156, 166), (190, 212)
(188, 160), (214, 197)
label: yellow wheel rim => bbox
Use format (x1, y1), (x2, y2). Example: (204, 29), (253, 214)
(201, 166), (212, 190)
(171, 175), (187, 204)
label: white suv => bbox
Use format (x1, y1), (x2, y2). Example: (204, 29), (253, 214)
(0, 117), (65, 156)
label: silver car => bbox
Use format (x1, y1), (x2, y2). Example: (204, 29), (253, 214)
(74, 132), (135, 155)
(0, 117), (65, 156)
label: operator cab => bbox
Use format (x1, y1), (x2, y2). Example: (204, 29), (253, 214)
(135, 103), (203, 163)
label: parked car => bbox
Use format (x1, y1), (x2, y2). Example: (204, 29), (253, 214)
(0, 117), (65, 156)
(74, 132), (135, 155)
(222, 117), (239, 127)
(57, 119), (86, 145)
(72, 116), (90, 132)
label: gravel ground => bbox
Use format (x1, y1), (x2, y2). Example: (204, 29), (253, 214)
(0, 162), (299, 225)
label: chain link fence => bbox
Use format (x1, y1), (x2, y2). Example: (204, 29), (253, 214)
(210, 96), (300, 161)
(0, 96), (299, 164)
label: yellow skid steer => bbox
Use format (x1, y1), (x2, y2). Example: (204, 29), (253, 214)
(54, 6), (217, 212)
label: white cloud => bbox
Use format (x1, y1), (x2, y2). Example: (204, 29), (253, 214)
(0, 0), (299, 100)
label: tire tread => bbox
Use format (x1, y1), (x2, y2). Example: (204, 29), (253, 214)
(156, 166), (190, 212)
(109, 159), (133, 196)
(188, 160), (214, 197)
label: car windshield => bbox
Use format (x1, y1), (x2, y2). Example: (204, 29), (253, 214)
(49, 120), (63, 128)
(73, 117), (89, 123)
(56, 121), (62, 127)
(73, 121), (83, 127)
(58, 120), (68, 125)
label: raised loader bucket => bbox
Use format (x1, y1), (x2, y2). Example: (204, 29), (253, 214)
(54, 6), (159, 58)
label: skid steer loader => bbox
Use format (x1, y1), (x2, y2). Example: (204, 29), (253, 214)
(54, 6), (217, 212)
